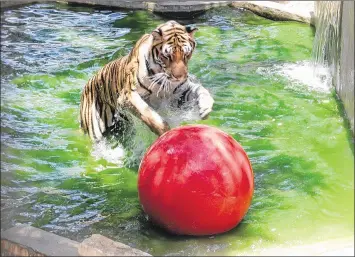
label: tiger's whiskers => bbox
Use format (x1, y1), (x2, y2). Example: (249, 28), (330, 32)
(147, 73), (174, 97)
(156, 76), (166, 97)
(149, 74), (164, 91)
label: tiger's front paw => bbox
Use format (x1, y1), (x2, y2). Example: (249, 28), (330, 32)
(198, 93), (214, 120)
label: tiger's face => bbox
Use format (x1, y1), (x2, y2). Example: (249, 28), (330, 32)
(149, 21), (198, 86)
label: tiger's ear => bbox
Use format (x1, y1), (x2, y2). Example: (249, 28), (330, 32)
(152, 28), (162, 40)
(186, 26), (198, 37)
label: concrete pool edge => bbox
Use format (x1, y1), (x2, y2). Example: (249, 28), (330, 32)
(1, 225), (152, 256)
(1, 225), (354, 256)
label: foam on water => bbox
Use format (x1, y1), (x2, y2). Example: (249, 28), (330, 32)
(257, 61), (333, 93)
(91, 139), (125, 168)
(157, 100), (201, 128)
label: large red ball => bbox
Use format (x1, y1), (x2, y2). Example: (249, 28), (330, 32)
(138, 124), (254, 236)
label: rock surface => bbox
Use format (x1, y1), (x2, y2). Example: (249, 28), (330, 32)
(231, 1), (314, 24)
(78, 234), (151, 256)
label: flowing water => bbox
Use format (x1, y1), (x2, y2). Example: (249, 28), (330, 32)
(312, 1), (341, 69)
(1, 3), (354, 256)
(312, 1), (354, 134)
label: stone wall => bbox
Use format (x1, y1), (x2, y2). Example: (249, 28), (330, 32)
(338, 1), (354, 133)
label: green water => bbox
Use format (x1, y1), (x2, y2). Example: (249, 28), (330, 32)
(1, 3), (353, 255)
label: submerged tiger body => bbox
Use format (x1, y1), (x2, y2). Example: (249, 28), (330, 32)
(80, 21), (214, 141)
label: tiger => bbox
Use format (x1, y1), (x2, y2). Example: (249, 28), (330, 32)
(79, 20), (214, 142)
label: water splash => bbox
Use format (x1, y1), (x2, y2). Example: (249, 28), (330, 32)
(91, 139), (125, 168)
(277, 62), (332, 93)
(156, 75), (204, 127)
(257, 61), (332, 93)
(90, 102), (202, 167)
(157, 100), (201, 128)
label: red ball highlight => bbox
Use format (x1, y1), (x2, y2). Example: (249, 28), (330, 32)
(138, 125), (254, 236)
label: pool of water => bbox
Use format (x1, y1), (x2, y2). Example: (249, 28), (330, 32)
(1, 3), (354, 256)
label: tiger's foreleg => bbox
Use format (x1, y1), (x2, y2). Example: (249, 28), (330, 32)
(195, 86), (214, 119)
(178, 78), (214, 120)
(127, 91), (170, 136)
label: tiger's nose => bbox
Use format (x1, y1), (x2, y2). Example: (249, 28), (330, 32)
(171, 65), (187, 81)
(171, 73), (185, 80)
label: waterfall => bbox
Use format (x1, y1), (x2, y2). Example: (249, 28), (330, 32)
(312, 2), (341, 75)
(312, 1), (354, 134)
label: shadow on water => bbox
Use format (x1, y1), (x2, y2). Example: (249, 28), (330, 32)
(220, 92), (328, 207)
(331, 91), (355, 154)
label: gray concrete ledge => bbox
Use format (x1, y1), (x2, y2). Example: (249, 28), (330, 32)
(1, 239), (45, 256)
(1, 225), (152, 256)
(0, 0), (314, 25)
(78, 234), (151, 256)
(1, 225), (79, 256)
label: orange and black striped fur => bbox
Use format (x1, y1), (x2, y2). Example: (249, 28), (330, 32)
(80, 20), (214, 141)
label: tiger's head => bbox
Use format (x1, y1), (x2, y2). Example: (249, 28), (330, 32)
(148, 20), (198, 86)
